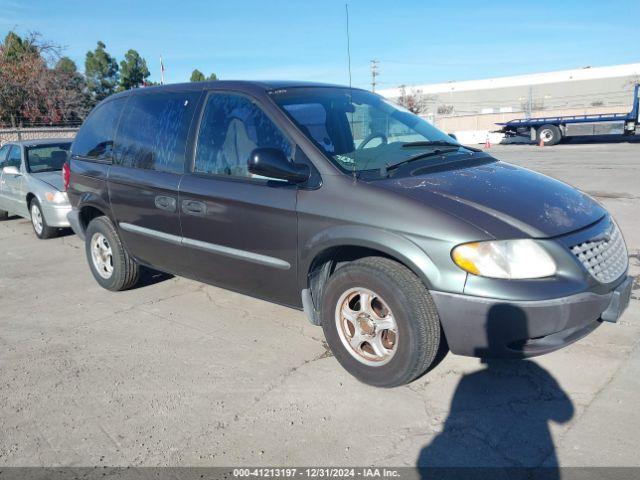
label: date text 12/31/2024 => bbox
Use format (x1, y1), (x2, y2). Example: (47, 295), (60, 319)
(232, 468), (401, 478)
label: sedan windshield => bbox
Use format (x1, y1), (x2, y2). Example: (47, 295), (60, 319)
(272, 87), (468, 175)
(26, 143), (71, 173)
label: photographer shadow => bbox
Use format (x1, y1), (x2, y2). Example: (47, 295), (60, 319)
(417, 305), (574, 479)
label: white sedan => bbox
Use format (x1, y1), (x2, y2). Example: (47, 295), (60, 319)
(0, 138), (72, 239)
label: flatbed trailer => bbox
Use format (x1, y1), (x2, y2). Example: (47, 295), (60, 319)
(496, 84), (639, 145)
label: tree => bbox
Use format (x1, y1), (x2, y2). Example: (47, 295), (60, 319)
(55, 56), (77, 74)
(190, 69), (218, 82)
(53, 57), (90, 122)
(397, 85), (425, 115)
(119, 49), (150, 91)
(85, 41), (119, 103)
(190, 69), (205, 82)
(0, 31), (88, 126)
(0, 31), (52, 126)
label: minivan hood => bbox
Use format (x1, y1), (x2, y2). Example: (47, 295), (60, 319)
(32, 171), (63, 191)
(376, 159), (605, 238)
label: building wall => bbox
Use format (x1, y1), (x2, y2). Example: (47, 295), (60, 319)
(379, 63), (640, 142)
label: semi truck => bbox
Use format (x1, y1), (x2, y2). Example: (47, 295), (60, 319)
(496, 84), (639, 145)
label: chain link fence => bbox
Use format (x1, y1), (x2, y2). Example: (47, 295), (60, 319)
(0, 126), (78, 146)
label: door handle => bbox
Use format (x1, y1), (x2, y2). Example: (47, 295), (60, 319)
(154, 195), (177, 212)
(182, 200), (206, 216)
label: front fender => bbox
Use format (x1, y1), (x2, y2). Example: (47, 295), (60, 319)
(299, 224), (442, 291)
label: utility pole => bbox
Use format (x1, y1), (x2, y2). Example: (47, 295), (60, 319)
(370, 59), (380, 93)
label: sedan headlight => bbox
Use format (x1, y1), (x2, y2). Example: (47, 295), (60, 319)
(451, 239), (556, 279)
(45, 191), (67, 204)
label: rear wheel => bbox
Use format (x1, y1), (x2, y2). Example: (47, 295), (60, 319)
(321, 257), (441, 388)
(85, 216), (139, 291)
(536, 124), (562, 146)
(30, 199), (57, 239)
(0, 209), (8, 220)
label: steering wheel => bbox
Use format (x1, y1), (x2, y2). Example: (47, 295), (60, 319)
(358, 132), (388, 150)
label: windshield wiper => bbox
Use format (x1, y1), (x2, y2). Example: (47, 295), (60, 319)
(402, 140), (483, 152)
(401, 140), (460, 148)
(380, 147), (459, 177)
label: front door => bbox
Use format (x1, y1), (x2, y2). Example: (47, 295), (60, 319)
(109, 89), (201, 275)
(1, 145), (27, 217)
(179, 91), (299, 306)
(0, 144), (11, 213)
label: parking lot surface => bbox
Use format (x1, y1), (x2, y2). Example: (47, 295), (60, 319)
(1, 142), (639, 468)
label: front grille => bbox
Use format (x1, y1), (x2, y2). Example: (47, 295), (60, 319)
(570, 223), (628, 283)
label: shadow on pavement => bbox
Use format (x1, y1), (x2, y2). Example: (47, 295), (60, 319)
(135, 267), (174, 288)
(417, 306), (574, 479)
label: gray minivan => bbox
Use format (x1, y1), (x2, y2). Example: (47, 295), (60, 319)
(66, 81), (632, 387)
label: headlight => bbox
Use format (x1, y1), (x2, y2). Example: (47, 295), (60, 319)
(451, 239), (556, 279)
(45, 191), (67, 204)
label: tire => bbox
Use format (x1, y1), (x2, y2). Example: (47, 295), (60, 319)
(321, 256), (441, 388)
(0, 209), (8, 220)
(29, 198), (57, 239)
(85, 215), (139, 291)
(536, 124), (562, 146)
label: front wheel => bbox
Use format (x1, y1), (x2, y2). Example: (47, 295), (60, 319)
(536, 124), (562, 146)
(85, 216), (139, 291)
(321, 257), (442, 387)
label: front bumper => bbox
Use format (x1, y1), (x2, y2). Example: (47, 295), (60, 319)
(42, 203), (72, 228)
(431, 275), (633, 358)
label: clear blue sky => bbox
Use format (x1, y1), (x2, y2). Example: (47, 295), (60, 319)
(1, 0), (638, 88)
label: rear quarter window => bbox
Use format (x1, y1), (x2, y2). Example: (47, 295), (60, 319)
(115, 91), (200, 174)
(71, 97), (126, 161)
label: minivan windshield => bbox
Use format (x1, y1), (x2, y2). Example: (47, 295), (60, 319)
(272, 87), (467, 175)
(26, 143), (71, 173)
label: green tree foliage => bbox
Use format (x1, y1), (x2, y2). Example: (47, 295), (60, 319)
(190, 69), (218, 82)
(3, 31), (37, 62)
(119, 49), (150, 90)
(85, 41), (119, 103)
(55, 56), (77, 74)
(190, 69), (205, 82)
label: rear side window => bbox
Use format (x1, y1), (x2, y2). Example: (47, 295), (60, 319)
(71, 97), (126, 161)
(115, 91), (199, 174)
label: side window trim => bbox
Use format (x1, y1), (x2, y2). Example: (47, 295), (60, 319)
(190, 89), (296, 183)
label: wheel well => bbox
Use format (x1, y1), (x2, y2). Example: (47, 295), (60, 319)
(306, 246), (416, 323)
(79, 206), (105, 232)
(26, 192), (35, 207)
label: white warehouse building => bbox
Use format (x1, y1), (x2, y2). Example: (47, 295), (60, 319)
(378, 63), (640, 143)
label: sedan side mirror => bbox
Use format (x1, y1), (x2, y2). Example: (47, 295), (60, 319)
(247, 148), (310, 184)
(2, 166), (21, 176)
(448, 133), (458, 141)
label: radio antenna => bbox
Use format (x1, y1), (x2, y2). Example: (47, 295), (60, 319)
(345, 3), (357, 182)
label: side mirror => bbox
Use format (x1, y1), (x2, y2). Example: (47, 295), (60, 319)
(448, 133), (458, 141)
(3, 166), (20, 176)
(247, 148), (310, 184)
